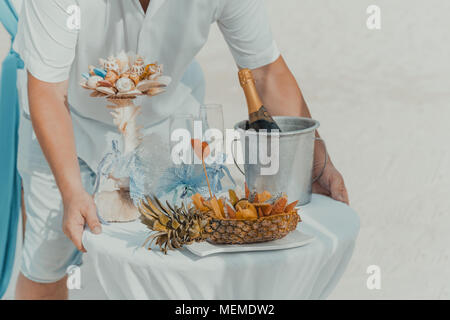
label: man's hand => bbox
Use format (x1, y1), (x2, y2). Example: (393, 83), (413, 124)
(312, 164), (349, 205)
(62, 189), (101, 253)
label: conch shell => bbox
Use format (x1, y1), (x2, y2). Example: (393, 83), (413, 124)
(102, 56), (120, 74)
(116, 50), (130, 74)
(131, 56), (145, 77)
(129, 73), (141, 86)
(105, 70), (119, 85)
(88, 65), (96, 76)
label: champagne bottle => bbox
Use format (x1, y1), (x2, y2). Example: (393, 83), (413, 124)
(238, 68), (281, 132)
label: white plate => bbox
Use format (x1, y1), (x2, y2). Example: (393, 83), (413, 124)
(186, 230), (315, 257)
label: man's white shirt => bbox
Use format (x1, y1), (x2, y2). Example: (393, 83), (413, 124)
(13, 0), (280, 170)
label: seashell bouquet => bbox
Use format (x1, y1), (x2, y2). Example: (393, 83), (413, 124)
(80, 51), (172, 99)
(80, 51), (173, 223)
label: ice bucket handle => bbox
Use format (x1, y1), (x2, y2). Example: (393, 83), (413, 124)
(231, 137), (328, 183)
(312, 137), (328, 183)
(231, 138), (245, 176)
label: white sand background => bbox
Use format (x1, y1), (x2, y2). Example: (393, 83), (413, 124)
(1, 0), (450, 299)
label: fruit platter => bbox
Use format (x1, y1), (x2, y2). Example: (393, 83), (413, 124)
(139, 184), (301, 254)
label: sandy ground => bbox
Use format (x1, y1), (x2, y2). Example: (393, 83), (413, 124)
(2, 0), (450, 299)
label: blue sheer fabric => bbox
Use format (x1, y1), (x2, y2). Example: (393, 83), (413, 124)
(0, 0), (23, 298)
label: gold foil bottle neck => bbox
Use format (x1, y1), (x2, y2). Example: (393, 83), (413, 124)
(238, 68), (262, 114)
(238, 68), (255, 87)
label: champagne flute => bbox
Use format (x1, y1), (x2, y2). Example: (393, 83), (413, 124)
(199, 104), (224, 136)
(169, 113), (195, 165)
(199, 104), (224, 163)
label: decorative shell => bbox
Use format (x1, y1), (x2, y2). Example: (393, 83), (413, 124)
(96, 86), (116, 96)
(116, 90), (143, 99)
(116, 51), (130, 74)
(130, 73), (140, 86)
(154, 75), (171, 87)
(90, 91), (108, 98)
(103, 56), (120, 74)
(105, 71), (119, 85)
(88, 65), (96, 76)
(87, 76), (103, 89)
(116, 77), (135, 93)
(131, 57), (145, 77)
(136, 79), (164, 92)
(94, 68), (107, 78)
(97, 80), (113, 88)
(146, 87), (166, 97)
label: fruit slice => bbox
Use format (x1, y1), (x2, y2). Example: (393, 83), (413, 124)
(259, 191), (272, 203)
(228, 190), (239, 207)
(245, 183), (250, 199)
(247, 203), (258, 218)
(235, 209), (245, 220)
(210, 197), (223, 219)
(257, 208), (263, 218)
(226, 204), (237, 219)
(241, 209), (258, 220)
(192, 194), (208, 212)
(218, 198), (226, 218)
(284, 200), (299, 213)
(272, 196), (288, 215)
(262, 205), (273, 216)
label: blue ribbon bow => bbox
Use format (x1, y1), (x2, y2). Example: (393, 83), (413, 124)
(94, 140), (146, 208)
(205, 153), (236, 194)
(0, 0), (24, 298)
(156, 153), (236, 204)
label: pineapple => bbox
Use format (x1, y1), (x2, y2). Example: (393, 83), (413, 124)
(139, 189), (301, 254)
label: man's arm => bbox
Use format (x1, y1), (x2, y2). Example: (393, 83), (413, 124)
(28, 74), (102, 251)
(251, 56), (350, 204)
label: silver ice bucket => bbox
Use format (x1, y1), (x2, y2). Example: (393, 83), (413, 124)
(234, 117), (327, 206)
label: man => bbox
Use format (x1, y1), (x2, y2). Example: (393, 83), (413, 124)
(13, 0), (349, 299)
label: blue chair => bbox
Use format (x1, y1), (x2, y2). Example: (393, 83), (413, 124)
(0, 0), (23, 299)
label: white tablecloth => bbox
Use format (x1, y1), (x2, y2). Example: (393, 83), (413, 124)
(82, 194), (359, 300)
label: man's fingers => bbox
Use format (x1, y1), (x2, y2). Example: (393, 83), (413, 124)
(64, 222), (86, 252)
(330, 173), (350, 205)
(84, 202), (102, 235)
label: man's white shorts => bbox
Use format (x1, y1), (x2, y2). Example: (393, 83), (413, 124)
(18, 116), (96, 283)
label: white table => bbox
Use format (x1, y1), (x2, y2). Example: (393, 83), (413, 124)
(83, 194), (359, 300)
